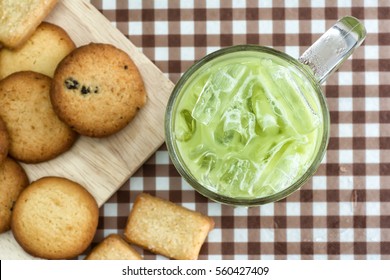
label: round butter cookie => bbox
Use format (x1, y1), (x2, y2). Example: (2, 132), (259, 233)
(0, 22), (76, 79)
(0, 71), (78, 163)
(0, 116), (10, 165)
(11, 176), (99, 259)
(0, 157), (29, 233)
(50, 43), (147, 137)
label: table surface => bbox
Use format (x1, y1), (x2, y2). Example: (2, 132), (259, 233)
(87, 0), (389, 260)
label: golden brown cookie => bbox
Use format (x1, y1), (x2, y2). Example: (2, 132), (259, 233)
(0, 71), (78, 163)
(124, 193), (214, 260)
(0, 116), (10, 165)
(0, 22), (76, 79)
(0, 157), (29, 233)
(0, 0), (58, 49)
(50, 43), (147, 137)
(85, 234), (143, 260)
(11, 176), (99, 259)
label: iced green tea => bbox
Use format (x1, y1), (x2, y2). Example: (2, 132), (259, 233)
(169, 48), (326, 200)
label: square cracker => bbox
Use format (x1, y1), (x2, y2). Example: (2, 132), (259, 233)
(124, 193), (214, 260)
(0, 0), (58, 49)
(85, 234), (142, 260)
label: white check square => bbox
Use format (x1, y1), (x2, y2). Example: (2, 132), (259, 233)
(155, 21), (169, 35)
(260, 228), (275, 242)
(286, 202), (301, 216)
(154, 0), (168, 9)
(338, 97), (353, 111)
(154, 47), (169, 60)
(365, 176), (380, 189)
(339, 176), (354, 190)
(128, 0), (142, 9)
(180, 0), (194, 9)
(313, 229), (327, 242)
(339, 123), (353, 137)
(232, 0), (246, 8)
(364, 45), (379, 59)
(365, 97), (379, 111)
(366, 202), (380, 215)
(129, 177), (144, 190)
(103, 203), (118, 217)
(366, 149), (380, 164)
(206, 0), (220, 9)
(365, 71), (379, 85)
(233, 20), (247, 34)
(338, 72), (353, 86)
(102, 1), (116, 9)
(206, 21), (221, 34)
(312, 176), (327, 190)
(181, 47), (195, 61)
(155, 150), (170, 164)
(364, 20), (378, 33)
(313, 202), (327, 216)
(259, 20), (273, 34)
(337, 0), (352, 7)
(128, 21), (143, 35)
(366, 228), (380, 242)
(365, 123), (380, 137)
(339, 202), (353, 216)
(286, 228), (301, 242)
(208, 228), (222, 242)
(311, 20), (326, 33)
(285, 46), (300, 58)
(156, 177), (170, 190)
(339, 149), (353, 164)
(234, 229), (248, 242)
(339, 228), (354, 242)
(285, 20), (299, 34)
(180, 21), (195, 35)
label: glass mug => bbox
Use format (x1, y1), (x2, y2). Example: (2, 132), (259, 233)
(165, 16), (366, 206)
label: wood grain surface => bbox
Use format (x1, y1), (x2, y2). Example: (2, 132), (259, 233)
(0, 0), (174, 259)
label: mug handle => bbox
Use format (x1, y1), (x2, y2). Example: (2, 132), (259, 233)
(298, 16), (367, 85)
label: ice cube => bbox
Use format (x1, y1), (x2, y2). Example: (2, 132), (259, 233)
(272, 66), (320, 134)
(257, 60), (320, 135)
(252, 137), (305, 196)
(255, 137), (294, 180)
(175, 109), (196, 142)
(188, 144), (218, 183)
(232, 73), (256, 102)
(198, 153), (217, 177)
(261, 154), (301, 192)
(212, 63), (249, 93)
(217, 156), (260, 195)
(214, 107), (257, 148)
(192, 63), (249, 125)
(250, 78), (280, 134)
(189, 145), (217, 169)
(191, 81), (221, 125)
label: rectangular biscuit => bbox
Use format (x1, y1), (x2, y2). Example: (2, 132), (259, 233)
(124, 193), (214, 260)
(85, 234), (142, 260)
(0, 0), (58, 48)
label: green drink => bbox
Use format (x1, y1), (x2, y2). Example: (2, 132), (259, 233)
(165, 17), (365, 206)
(171, 48), (325, 199)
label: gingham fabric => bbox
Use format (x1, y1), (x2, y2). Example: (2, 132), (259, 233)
(87, 0), (390, 260)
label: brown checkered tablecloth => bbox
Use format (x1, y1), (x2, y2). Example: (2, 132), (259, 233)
(88, 0), (390, 260)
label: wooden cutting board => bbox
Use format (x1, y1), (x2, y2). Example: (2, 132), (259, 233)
(0, 0), (174, 259)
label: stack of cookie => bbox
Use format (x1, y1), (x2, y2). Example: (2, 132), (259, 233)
(0, 0), (147, 260)
(0, 25), (147, 162)
(1, 0), (214, 261)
